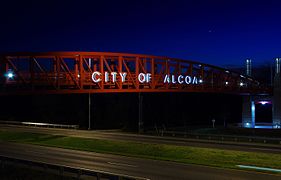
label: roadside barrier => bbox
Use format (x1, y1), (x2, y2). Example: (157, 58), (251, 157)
(146, 130), (281, 145)
(0, 120), (79, 129)
(0, 155), (148, 180)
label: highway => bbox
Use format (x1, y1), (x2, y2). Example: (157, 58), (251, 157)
(0, 142), (280, 180)
(1, 125), (281, 154)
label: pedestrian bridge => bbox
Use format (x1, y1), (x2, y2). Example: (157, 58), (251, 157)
(0, 52), (271, 95)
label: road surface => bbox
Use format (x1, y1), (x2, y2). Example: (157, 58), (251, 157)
(0, 142), (280, 180)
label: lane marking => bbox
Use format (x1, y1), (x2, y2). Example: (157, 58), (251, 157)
(237, 165), (281, 173)
(107, 161), (138, 168)
(24, 150), (45, 155)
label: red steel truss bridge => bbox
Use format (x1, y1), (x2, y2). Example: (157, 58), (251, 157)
(0, 52), (271, 95)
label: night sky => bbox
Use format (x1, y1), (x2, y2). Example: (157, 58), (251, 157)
(1, 0), (281, 67)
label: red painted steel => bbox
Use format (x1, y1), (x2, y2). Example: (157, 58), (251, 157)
(0, 52), (270, 95)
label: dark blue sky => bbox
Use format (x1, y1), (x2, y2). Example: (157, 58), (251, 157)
(1, 0), (281, 67)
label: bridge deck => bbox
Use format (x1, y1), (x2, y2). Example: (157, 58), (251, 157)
(0, 52), (271, 95)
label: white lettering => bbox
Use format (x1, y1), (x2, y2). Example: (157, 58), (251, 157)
(146, 73), (152, 83)
(163, 74), (200, 85)
(91, 71), (101, 83)
(172, 75), (176, 84)
(164, 75), (170, 83)
(185, 76), (192, 84)
(111, 72), (117, 82)
(120, 72), (127, 82)
(138, 73), (146, 83)
(91, 71), (200, 86)
(178, 75), (184, 84)
(193, 76), (198, 84)
(105, 72), (109, 82)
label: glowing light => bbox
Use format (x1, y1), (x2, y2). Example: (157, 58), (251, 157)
(274, 125), (281, 129)
(91, 71), (128, 83)
(138, 73), (151, 83)
(5, 70), (14, 79)
(199, 79), (203, 83)
(7, 72), (14, 78)
(225, 81), (229, 85)
(260, 101), (268, 105)
(240, 82), (244, 86)
(251, 101), (255, 128)
(91, 71), (101, 83)
(163, 74), (198, 85)
(237, 165), (281, 173)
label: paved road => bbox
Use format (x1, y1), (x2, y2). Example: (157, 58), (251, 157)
(1, 125), (281, 154)
(0, 142), (280, 180)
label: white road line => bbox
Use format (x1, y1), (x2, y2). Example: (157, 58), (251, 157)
(24, 150), (45, 155)
(107, 161), (138, 168)
(237, 165), (281, 173)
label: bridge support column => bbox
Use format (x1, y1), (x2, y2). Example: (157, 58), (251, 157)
(273, 58), (281, 128)
(242, 96), (255, 128)
(273, 90), (281, 128)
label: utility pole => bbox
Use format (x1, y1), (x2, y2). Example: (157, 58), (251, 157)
(138, 93), (143, 133)
(88, 93), (91, 130)
(88, 58), (92, 130)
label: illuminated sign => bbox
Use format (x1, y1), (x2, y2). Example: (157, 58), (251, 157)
(91, 71), (200, 85)
(92, 72), (127, 83)
(163, 74), (198, 84)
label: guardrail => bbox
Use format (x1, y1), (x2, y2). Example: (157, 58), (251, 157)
(146, 130), (281, 145)
(0, 155), (148, 180)
(0, 120), (79, 129)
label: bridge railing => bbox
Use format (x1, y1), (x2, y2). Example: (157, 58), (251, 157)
(0, 52), (268, 94)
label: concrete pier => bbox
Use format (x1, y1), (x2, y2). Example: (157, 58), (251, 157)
(242, 96), (255, 128)
(273, 58), (281, 128)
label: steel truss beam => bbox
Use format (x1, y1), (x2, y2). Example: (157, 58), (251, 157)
(0, 52), (270, 95)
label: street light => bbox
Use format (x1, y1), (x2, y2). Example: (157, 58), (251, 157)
(5, 70), (14, 79)
(7, 72), (14, 78)
(212, 118), (216, 128)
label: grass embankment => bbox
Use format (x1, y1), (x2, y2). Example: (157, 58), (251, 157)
(0, 130), (281, 172)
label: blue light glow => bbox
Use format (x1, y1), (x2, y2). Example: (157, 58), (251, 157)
(237, 165), (281, 173)
(251, 101), (255, 128)
(5, 70), (14, 79)
(7, 72), (13, 78)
